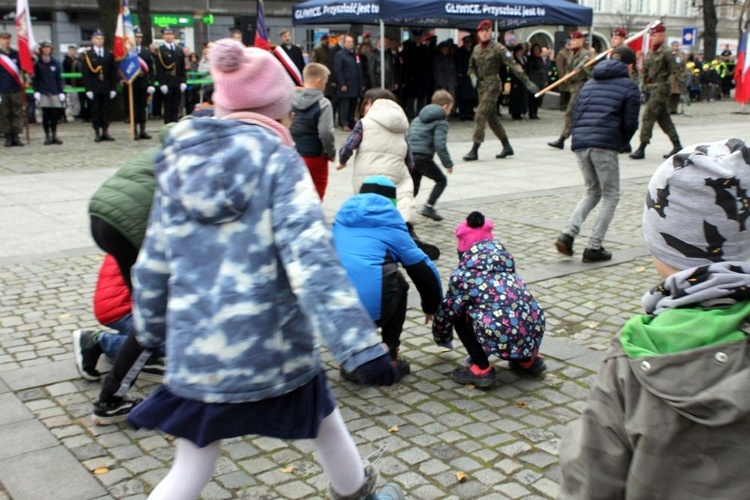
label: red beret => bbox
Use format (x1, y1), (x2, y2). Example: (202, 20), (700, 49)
(477, 20), (492, 31)
(363, 31), (372, 38)
(649, 24), (666, 34)
(613, 28), (627, 38)
(569, 31), (584, 39)
(320, 34), (329, 40)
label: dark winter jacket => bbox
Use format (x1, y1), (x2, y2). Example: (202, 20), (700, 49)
(0, 48), (23, 93)
(571, 59), (641, 152)
(32, 56), (65, 95)
(290, 88), (335, 159)
(333, 48), (364, 98)
(332, 193), (442, 322)
(407, 104), (453, 168)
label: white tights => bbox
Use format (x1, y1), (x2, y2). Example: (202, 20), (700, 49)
(148, 408), (365, 499)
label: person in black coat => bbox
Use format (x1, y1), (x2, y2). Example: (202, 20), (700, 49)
(81, 29), (117, 142)
(455, 34), (477, 121)
(155, 27), (186, 124)
(132, 28), (155, 139)
(508, 44), (528, 120)
(554, 47), (641, 263)
(333, 34), (364, 130)
(279, 29), (305, 75)
(401, 30), (430, 119)
(526, 43), (549, 119)
(32, 40), (65, 145)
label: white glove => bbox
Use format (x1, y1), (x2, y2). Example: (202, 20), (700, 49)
(0, 96), (3, 104)
(58, 93), (66, 102)
(86, 91), (94, 100)
(160, 85), (168, 94)
(470, 75), (477, 88)
(179, 83), (187, 92)
(33, 92), (40, 102)
(147, 86), (155, 95)
(109, 90), (116, 99)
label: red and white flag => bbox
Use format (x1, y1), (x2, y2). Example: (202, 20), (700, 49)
(15, 0), (36, 74)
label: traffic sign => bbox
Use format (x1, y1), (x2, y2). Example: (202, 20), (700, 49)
(682, 27), (698, 46)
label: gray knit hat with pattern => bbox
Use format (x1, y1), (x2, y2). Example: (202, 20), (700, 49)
(642, 138), (750, 269)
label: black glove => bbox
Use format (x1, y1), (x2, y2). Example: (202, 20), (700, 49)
(352, 353), (398, 386)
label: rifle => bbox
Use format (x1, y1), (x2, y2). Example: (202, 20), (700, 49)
(535, 19), (663, 98)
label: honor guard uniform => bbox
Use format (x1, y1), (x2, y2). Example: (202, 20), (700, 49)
(547, 31), (593, 150)
(81, 29), (117, 142)
(462, 19), (539, 162)
(132, 27), (155, 139)
(630, 24), (683, 160)
(0, 31), (25, 147)
(155, 27), (186, 124)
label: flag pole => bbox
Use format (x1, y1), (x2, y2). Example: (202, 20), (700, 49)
(22, 89), (30, 144)
(128, 82), (135, 139)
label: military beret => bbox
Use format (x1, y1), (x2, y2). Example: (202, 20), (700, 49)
(320, 34), (329, 41)
(477, 20), (492, 31)
(649, 24), (666, 34)
(612, 28), (627, 38)
(569, 31), (585, 39)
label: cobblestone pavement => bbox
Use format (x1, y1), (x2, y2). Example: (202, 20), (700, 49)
(0, 99), (745, 499)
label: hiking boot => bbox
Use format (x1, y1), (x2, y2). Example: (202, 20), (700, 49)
(554, 233), (574, 256)
(91, 397), (142, 426)
(509, 356), (547, 376)
(663, 142), (683, 159)
(420, 205), (444, 221)
(140, 356), (165, 384)
(547, 137), (565, 149)
(582, 246), (612, 263)
(463, 142), (480, 161)
(451, 364), (496, 388)
(629, 143), (647, 160)
(72, 329), (102, 381)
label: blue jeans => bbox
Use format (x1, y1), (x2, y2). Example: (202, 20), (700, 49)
(564, 148), (620, 249)
(98, 314), (133, 359)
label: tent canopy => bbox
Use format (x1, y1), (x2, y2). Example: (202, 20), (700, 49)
(292, 0), (593, 29)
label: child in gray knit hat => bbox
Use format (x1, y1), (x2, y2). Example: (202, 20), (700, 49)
(560, 138), (750, 499)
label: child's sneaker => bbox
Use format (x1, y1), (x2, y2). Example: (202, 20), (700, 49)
(451, 364), (496, 388)
(140, 356), (165, 384)
(375, 484), (406, 499)
(509, 356), (547, 376)
(420, 205), (444, 221)
(72, 329), (102, 381)
(91, 397), (143, 426)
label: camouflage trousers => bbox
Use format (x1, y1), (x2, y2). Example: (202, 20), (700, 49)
(560, 88), (581, 139)
(472, 83), (507, 143)
(639, 93), (680, 145)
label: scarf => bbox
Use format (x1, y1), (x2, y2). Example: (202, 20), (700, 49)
(220, 110), (293, 147)
(642, 261), (750, 315)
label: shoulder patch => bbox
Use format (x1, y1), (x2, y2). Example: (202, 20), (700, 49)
(505, 51), (511, 58)
(675, 56), (682, 64)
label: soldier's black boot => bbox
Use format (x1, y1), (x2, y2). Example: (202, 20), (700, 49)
(663, 140), (683, 159)
(5, 134), (13, 147)
(139, 124), (152, 140)
(547, 136), (565, 149)
(101, 127), (115, 141)
(629, 143), (647, 160)
(43, 132), (52, 145)
(463, 142), (480, 162)
(51, 125), (62, 145)
(496, 137), (514, 158)
(94, 128), (102, 142)
(12, 134), (23, 146)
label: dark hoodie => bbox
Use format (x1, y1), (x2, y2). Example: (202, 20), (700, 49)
(571, 58), (641, 152)
(290, 88), (335, 160)
(407, 104), (453, 168)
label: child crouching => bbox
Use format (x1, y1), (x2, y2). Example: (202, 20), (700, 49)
(432, 238), (546, 387)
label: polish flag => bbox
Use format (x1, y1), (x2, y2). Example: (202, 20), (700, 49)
(15, 0), (36, 74)
(734, 31), (750, 105)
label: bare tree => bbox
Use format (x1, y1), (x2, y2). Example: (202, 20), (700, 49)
(134, 0), (153, 46)
(96, 0), (119, 52)
(702, 0), (718, 59)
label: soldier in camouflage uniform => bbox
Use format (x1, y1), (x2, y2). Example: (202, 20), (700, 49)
(548, 31), (592, 150)
(630, 24), (683, 160)
(463, 19), (539, 161)
(668, 41), (687, 114)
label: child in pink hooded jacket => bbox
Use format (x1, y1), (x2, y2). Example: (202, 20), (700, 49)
(456, 211), (495, 258)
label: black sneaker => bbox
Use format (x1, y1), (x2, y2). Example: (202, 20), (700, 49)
(140, 357), (165, 384)
(420, 205), (444, 221)
(555, 233), (574, 257)
(451, 365), (496, 388)
(582, 247), (612, 263)
(72, 329), (102, 381)
(509, 356), (547, 376)
(91, 397), (143, 425)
